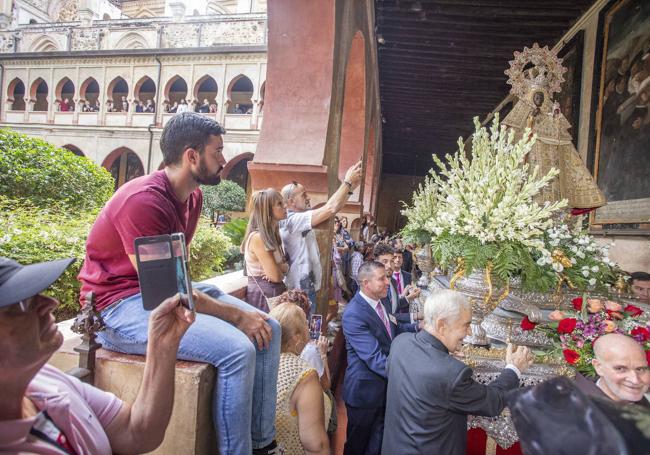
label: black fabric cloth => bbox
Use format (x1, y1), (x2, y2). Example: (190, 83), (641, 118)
(381, 330), (519, 455)
(344, 405), (385, 455)
(402, 249), (413, 275)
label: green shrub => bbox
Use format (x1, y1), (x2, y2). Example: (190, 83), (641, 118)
(221, 217), (248, 247)
(189, 217), (234, 280)
(0, 196), (95, 317)
(0, 129), (114, 211)
(201, 180), (246, 221)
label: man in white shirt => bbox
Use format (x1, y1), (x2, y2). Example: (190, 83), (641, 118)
(280, 161), (362, 314)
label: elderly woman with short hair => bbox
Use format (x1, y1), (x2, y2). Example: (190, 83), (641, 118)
(269, 302), (331, 455)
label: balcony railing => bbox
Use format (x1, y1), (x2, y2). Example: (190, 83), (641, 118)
(0, 14), (267, 54)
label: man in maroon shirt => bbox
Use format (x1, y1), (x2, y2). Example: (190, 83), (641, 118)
(78, 112), (281, 455)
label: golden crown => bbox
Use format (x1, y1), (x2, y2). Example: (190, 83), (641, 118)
(505, 43), (567, 99)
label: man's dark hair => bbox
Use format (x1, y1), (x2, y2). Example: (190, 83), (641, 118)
(357, 261), (385, 283)
(631, 272), (650, 282)
(160, 112), (226, 166)
(373, 242), (394, 259)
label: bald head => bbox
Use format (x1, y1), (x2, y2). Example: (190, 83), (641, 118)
(592, 333), (649, 403)
(594, 333), (645, 359)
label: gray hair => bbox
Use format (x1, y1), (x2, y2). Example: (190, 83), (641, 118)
(357, 261), (384, 284)
(423, 289), (471, 329)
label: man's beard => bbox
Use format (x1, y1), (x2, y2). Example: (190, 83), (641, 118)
(192, 159), (222, 185)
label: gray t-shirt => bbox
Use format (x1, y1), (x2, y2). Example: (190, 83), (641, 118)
(279, 210), (322, 291)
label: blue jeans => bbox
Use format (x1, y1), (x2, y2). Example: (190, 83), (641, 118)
(97, 283), (281, 454)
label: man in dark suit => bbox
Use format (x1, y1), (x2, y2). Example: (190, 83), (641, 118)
(373, 243), (420, 324)
(382, 289), (533, 455)
(392, 238), (413, 275)
(342, 261), (417, 455)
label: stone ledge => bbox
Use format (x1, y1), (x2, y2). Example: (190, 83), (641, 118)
(48, 272), (247, 454)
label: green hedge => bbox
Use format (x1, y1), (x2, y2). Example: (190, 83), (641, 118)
(0, 129), (114, 211)
(190, 218), (235, 280)
(0, 129), (233, 318)
(0, 196), (94, 316)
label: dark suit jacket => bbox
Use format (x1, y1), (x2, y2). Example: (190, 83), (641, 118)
(384, 272), (413, 324)
(342, 292), (416, 408)
(382, 331), (520, 455)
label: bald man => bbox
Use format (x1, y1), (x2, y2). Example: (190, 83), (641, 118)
(575, 333), (650, 407)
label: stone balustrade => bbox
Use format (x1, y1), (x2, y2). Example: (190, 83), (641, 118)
(0, 13), (267, 54)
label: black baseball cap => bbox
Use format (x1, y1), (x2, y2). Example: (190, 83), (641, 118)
(0, 257), (75, 308)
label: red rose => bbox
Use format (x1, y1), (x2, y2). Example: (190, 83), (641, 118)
(631, 326), (650, 341)
(520, 316), (537, 331)
(624, 305), (643, 317)
(571, 297), (583, 311)
(646, 350), (650, 366)
(557, 318), (577, 334)
(563, 349), (580, 364)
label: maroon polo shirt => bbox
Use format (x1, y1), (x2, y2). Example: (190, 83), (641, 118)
(78, 170), (202, 311)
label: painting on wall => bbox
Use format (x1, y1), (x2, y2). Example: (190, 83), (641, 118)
(590, 0), (650, 232)
(557, 30), (584, 147)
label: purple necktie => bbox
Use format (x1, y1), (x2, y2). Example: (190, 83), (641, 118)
(375, 301), (391, 338)
(394, 272), (402, 294)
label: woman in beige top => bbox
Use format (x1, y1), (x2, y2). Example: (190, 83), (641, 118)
(269, 302), (331, 455)
(243, 189), (289, 312)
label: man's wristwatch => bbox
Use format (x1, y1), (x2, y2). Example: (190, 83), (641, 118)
(344, 180), (353, 195)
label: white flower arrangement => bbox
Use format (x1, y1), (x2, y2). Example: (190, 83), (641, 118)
(422, 116), (566, 248)
(533, 223), (620, 292)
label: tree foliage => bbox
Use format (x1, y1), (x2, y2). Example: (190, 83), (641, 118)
(201, 180), (246, 220)
(0, 129), (114, 211)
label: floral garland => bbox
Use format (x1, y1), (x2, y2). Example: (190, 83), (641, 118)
(521, 296), (650, 377)
(523, 224), (622, 292)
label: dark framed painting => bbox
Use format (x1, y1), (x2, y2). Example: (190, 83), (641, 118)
(557, 30), (584, 147)
(588, 0), (650, 234)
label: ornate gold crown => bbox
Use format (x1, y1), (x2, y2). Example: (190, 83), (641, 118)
(505, 43), (567, 99)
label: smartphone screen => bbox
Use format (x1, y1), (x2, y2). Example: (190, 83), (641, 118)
(137, 241), (172, 262)
(309, 314), (322, 340)
(171, 234), (194, 311)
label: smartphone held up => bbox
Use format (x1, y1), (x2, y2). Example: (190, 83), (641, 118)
(134, 233), (195, 312)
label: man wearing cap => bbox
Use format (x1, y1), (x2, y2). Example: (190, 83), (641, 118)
(280, 160), (363, 315)
(0, 257), (194, 454)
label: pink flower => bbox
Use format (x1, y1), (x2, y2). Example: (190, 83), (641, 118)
(576, 339), (584, 348)
(587, 298), (604, 313)
(604, 300), (622, 312)
(603, 320), (617, 333)
(549, 310), (566, 321)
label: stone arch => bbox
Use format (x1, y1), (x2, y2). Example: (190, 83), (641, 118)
(193, 75), (218, 108)
(102, 147), (144, 190)
(134, 76), (156, 104)
(107, 76), (129, 112)
(227, 74), (254, 114)
(115, 32), (149, 50)
(164, 75), (188, 107)
(338, 31), (366, 192)
(80, 77), (99, 106)
(30, 78), (48, 111)
(54, 77), (75, 110)
(221, 152), (254, 190)
(7, 77), (26, 111)
(62, 144), (84, 157)
(30, 35), (59, 52)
